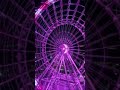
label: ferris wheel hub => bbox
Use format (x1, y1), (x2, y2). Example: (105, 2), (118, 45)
(59, 44), (69, 54)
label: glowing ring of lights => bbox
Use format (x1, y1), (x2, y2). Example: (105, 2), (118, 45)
(35, 0), (85, 90)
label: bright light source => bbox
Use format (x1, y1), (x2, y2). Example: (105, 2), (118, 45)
(48, 0), (55, 3)
(35, 79), (38, 86)
(35, 8), (42, 17)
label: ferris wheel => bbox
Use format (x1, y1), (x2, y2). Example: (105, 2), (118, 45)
(35, 0), (85, 90)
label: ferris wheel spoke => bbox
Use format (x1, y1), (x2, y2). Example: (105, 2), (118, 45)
(67, 53), (82, 76)
(66, 53), (83, 90)
(38, 54), (60, 80)
(46, 55), (64, 90)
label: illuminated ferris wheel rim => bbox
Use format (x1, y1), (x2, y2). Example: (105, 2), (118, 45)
(35, 0), (85, 23)
(35, 0), (85, 43)
(39, 22), (85, 43)
(35, 0), (59, 19)
(35, 0), (85, 38)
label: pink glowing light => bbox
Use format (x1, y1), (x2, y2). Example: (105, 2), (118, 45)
(36, 85), (43, 90)
(59, 44), (69, 54)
